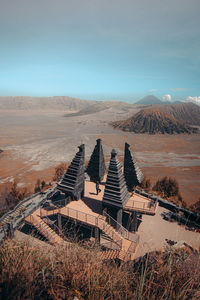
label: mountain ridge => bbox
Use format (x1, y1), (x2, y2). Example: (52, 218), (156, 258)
(64, 100), (135, 117)
(135, 95), (163, 105)
(0, 96), (96, 111)
(156, 102), (200, 126)
(111, 102), (199, 134)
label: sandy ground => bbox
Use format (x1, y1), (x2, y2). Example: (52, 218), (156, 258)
(99, 133), (200, 206)
(136, 206), (200, 258)
(0, 107), (199, 205)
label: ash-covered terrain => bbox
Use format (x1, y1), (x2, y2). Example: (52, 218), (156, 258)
(0, 96), (199, 205)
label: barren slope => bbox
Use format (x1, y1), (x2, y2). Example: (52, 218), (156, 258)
(135, 95), (163, 105)
(158, 102), (200, 125)
(0, 96), (96, 112)
(112, 108), (198, 134)
(64, 101), (135, 117)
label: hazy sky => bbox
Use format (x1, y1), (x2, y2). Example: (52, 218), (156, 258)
(0, 0), (199, 101)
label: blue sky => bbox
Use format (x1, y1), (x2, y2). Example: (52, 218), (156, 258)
(0, 0), (199, 102)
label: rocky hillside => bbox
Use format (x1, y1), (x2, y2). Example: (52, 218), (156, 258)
(0, 96), (96, 112)
(64, 101), (135, 117)
(112, 108), (198, 134)
(158, 102), (200, 126)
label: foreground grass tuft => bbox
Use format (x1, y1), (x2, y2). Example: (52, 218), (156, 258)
(0, 239), (199, 299)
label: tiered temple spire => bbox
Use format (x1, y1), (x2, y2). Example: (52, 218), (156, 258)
(103, 149), (130, 209)
(57, 144), (85, 200)
(86, 139), (106, 183)
(124, 142), (144, 191)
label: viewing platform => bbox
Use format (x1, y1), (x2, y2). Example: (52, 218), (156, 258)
(84, 179), (158, 215)
(125, 193), (158, 215)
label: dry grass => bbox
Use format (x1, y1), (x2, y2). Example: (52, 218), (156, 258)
(0, 239), (199, 300)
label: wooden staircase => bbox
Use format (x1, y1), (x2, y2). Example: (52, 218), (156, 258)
(100, 249), (119, 260)
(0, 204), (27, 226)
(25, 202), (139, 261)
(98, 219), (123, 248)
(40, 203), (139, 261)
(25, 213), (64, 245)
(99, 223), (137, 261)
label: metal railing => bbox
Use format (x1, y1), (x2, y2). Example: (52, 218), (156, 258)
(40, 207), (61, 217)
(102, 210), (138, 243)
(41, 205), (101, 225)
(41, 214), (66, 240)
(125, 198), (157, 212)
(101, 239), (121, 251)
(39, 205), (139, 256)
(0, 192), (40, 225)
(40, 206), (124, 247)
(0, 186), (57, 245)
(126, 235), (140, 259)
(100, 219), (123, 247)
(29, 215), (58, 243)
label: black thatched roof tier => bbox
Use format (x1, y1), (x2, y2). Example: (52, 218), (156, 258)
(124, 142), (144, 191)
(86, 139), (106, 183)
(57, 144), (85, 200)
(103, 149), (129, 209)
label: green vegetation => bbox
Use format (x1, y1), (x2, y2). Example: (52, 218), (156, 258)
(0, 239), (199, 299)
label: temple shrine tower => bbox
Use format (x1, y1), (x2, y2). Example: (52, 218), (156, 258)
(102, 149), (130, 225)
(86, 138), (106, 183)
(57, 144), (85, 200)
(124, 142), (144, 191)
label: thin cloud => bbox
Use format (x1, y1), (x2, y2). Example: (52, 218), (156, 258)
(170, 88), (187, 92)
(148, 89), (159, 92)
(186, 96), (200, 105)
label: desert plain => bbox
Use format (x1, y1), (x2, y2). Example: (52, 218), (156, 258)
(0, 102), (199, 207)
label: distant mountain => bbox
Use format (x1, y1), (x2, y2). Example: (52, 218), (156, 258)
(112, 104), (199, 134)
(64, 101), (134, 117)
(0, 96), (96, 111)
(135, 95), (163, 105)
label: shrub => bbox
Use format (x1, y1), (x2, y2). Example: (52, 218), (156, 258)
(153, 176), (179, 197)
(152, 176), (186, 207)
(190, 199), (200, 213)
(53, 163), (66, 181)
(139, 177), (151, 192)
(0, 180), (30, 217)
(34, 179), (41, 193)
